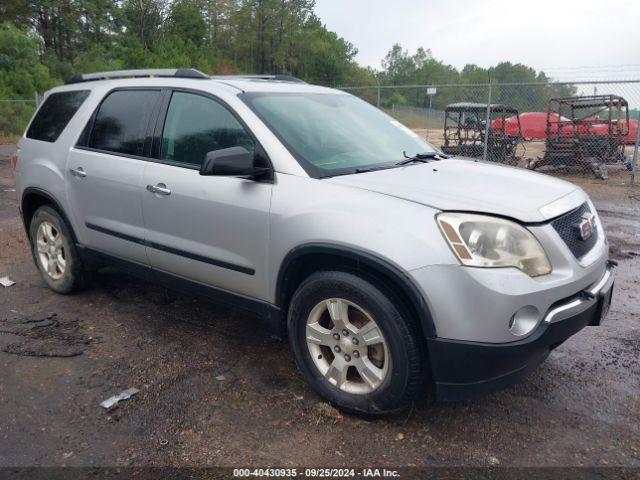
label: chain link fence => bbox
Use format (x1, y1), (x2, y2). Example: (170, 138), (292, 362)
(0, 95), (39, 142)
(341, 80), (640, 185)
(2, 83), (639, 183)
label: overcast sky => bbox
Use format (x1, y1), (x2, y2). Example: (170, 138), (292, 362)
(314, 0), (640, 79)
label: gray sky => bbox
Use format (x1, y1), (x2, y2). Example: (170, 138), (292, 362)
(314, 0), (640, 80)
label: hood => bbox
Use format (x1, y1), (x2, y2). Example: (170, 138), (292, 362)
(326, 158), (583, 223)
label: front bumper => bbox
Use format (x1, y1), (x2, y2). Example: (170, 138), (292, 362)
(428, 263), (615, 401)
(411, 211), (610, 343)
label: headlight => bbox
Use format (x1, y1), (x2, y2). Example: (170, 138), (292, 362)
(437, 212), (551, 277)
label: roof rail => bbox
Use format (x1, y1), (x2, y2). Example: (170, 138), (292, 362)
(66, 68), (209, 84)
(212, 74), (306, 84)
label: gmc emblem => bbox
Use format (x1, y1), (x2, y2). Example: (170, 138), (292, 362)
(575, 213), (597, 241)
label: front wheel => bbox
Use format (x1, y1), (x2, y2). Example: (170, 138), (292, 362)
(287, 271), (427, 415)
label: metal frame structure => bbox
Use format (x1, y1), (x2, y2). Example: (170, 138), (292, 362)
(441, 102), (522, 165)
(531, 95), (630, 179)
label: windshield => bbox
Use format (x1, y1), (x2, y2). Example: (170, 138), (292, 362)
(240, 92), (437, 177)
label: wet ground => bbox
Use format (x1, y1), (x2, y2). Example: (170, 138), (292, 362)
(0, 145), (639, 468)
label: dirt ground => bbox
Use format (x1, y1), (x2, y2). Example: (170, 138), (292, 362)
(0, 143), (639, 469)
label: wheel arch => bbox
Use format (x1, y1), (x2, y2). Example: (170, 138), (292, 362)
(21, 187), (79, 244)
(275, 243), (437, 339)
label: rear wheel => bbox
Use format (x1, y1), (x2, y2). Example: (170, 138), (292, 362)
(29, 206), (85, 294)
(288, 270), (427, 415)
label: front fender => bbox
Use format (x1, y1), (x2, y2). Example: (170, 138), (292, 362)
(267, 175), (458, 337)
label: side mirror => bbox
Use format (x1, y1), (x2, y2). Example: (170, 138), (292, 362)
(199, 146), (270, 178)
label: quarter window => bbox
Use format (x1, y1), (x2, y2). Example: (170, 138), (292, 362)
(89, 90), (160, 156)
(161, 91), (254, 167)
(27, 90), (90, 142)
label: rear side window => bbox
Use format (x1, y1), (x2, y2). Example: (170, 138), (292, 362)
(26, 90), (90, 142)
(89, 90), (160, 156)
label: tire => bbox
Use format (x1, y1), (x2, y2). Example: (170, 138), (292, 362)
(625, 158), (633, 172)
(287, 270), (427, 415)
(29, 205), (86, 294)
(588, 159), (608, 180)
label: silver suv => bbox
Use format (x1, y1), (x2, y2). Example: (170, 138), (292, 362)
(14, 69), (615, 414)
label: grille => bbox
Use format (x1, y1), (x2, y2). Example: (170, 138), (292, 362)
(551, 202), (598, 260)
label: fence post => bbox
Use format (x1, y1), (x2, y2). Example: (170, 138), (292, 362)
(34, 92), (40, 107)
(375, 75), (381, 109)
(632, 111), (639, 186)
(482, 79), (493, 162)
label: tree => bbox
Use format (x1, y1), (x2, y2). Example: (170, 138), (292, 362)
(78, 0), (118, 50)
(381, 44), (417, 85)
(0, 3), (581, 115)
(119, 0), (166, 51)
(0, 22), (53, 138)
(168, 0), (206, 46)
(0, 22), (52, 97)
(295, 14), (358, 85)
(0, 0), (32, 27)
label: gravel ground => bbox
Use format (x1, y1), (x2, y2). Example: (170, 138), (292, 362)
(0, 145), (638, 469)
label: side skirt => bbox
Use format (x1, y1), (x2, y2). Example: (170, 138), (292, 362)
(77, 245), (285, 336)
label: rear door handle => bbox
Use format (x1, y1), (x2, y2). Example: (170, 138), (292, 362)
(146, 183), (171, 196)
(70, 167), (87, 178)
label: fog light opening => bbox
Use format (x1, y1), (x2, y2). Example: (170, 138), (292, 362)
(509, 306), (540, 337)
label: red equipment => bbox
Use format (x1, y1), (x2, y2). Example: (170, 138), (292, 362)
(492, 112), (572, 139)
(618, 119), (638, 144)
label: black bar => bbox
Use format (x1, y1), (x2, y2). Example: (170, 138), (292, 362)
(85, 222), (255, 275)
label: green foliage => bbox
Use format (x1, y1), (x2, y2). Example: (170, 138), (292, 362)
(0, 2), (584, 139)
(381, 44), (419, 84)
(376, 45), (578, 114)
(0, 22), (53, 139)
(0, 100), (35, 141)
(0, 0), (370, 137)
(169, 0), (207, 46)
(0, 22), (52, 97)
(385, 92), (406, 108)
(119, 0), (165, 51)
(0, 0), (368, 85)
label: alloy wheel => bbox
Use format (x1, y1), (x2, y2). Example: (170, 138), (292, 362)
(305, 298), (390, 394)
(36, 221), (66, 280)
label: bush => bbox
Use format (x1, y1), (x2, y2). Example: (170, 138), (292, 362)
(0, 101), (35, 141)
(0, 23), (53, 140)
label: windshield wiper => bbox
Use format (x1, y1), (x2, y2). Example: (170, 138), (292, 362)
(326, 152), (449, 177)
(354, 165), (396, 174)
(395, 151), (448, 166)
(319, 164), (396, 178)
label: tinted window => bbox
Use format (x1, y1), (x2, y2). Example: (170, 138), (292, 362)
(89, 90), (160, 156)
(27, 90), (90, 142)
(161, 92), (254, 167)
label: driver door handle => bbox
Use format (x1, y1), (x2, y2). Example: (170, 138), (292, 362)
(146, 183), (171, 196)
(70, 167), (87, 178)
